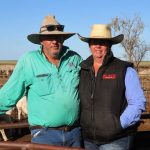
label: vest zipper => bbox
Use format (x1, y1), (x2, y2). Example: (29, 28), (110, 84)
(90, 69), (96, 140)
(90, 67), (103, 140)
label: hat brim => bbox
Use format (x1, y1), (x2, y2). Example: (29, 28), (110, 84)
(27, 31), (75, 44)
(78, 34), (124, 45)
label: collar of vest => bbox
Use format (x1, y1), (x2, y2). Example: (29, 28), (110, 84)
(81, 51), (114, 70)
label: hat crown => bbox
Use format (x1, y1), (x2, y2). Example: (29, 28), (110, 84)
(40, 15), (62, 33)
(90, 24), (112, 38)
(41, 15), (60, 27)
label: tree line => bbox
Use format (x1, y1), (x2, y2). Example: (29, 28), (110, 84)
(111, 14), (150, 71)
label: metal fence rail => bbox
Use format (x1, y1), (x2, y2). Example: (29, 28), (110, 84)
(0, 121), (29, 129)
(0, 141), (85, 150)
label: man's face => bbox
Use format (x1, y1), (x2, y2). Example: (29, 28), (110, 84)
(40, 35), (64, 59)
(89, 39), (110, 59)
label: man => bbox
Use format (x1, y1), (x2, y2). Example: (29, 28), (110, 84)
(0, 15), (82, 147)
(78, 24), (146, 150)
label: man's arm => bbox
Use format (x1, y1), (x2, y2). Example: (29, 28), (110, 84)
(0, 57), (26, 114)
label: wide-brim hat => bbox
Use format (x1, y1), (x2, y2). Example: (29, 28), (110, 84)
(78, 24), (124, 45)
(27, 15), (75, 44)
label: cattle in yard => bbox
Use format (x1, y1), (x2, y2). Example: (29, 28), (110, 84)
(16, 96), (28, 120)
(0, 96), (28, 141)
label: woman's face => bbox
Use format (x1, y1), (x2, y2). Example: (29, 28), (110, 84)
(89, 39), (110, 59)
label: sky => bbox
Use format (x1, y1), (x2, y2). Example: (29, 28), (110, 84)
(0, 0), (150, 60)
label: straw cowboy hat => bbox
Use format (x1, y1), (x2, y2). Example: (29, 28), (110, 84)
(27, 15), (75, 44)
(78, 24), (124, 44)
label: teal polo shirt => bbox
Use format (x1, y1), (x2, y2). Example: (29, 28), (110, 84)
(0, 46), (82, 127)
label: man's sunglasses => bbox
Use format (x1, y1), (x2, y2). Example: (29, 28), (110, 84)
(40, 25), (64, 32)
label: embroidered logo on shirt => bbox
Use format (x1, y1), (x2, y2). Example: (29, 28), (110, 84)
(68, 62), (75, 68)
(102, 74), (117, 79)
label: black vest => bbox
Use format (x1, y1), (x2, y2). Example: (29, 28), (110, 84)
(79, 52), (136, 144)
